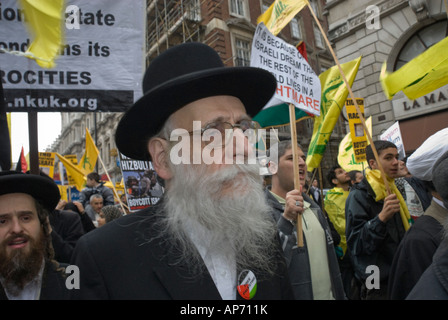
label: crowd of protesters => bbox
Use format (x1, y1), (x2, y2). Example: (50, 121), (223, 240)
(1, 43), (447, 300)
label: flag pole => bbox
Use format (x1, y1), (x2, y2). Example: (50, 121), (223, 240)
(96, 153), (127, 214)
(289, 104), (304, 247)
(28, 112), (39, 174)
(306, 2), (391, 194)
(318, 164), (325, 211)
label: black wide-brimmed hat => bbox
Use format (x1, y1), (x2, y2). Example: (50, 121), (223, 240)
(115, 42), (277, 160)
(0, 171), (60, 212)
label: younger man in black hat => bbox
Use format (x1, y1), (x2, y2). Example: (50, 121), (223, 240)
(0, 171), (69, 300)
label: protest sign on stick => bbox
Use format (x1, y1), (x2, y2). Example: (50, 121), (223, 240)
(251, 23), (320, 247)
(251, 23), (321, 117)
(380, 122), (406, 160)
(346, 98), (368, 163)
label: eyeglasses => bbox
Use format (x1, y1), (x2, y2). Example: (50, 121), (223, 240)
(189, 119), (261, 147)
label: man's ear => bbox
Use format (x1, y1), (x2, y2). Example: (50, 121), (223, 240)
(368, 158), (377, 170)
(147, 138), (173, 181)
(267, 161), (278, 175)
(331, 178), (338, 186)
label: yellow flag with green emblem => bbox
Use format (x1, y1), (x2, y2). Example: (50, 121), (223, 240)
(324, 187), (350, 255)
(79, 128), (99, 173)
(257, 0), (308, 36)
(306, 56), (362, 172)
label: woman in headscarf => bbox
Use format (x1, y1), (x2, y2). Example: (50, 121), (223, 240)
(97, 205), (123, 227)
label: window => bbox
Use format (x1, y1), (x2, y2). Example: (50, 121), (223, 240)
(187, 0), (201, 22)
(394, 20), (448, 70)
(291, 18), (302, 39)
(310, 0), (320, 17)
(313, 22), (324, 48)
(230, 0), (245, 17)
(262, 3), (269, 12)
(234, 38), (251, 66)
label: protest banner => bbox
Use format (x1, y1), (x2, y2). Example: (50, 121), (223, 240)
(251, 22), (321, 116)
(61, 154), (79, 186)
(38, 151), (55, 177)
(380, 121), (406, 159)
(119, 153), (163, 212)
(338, 116), (372, 173)
(0, 0), (145, 112)
(346, 98), (368, 163)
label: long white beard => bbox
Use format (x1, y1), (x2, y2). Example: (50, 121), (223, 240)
(161, 162), (278, 278)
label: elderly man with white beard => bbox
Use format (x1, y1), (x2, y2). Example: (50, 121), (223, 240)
(69, 43), (294, 300)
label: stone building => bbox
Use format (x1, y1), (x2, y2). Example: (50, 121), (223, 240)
(52, 112), (123, 182)
(51, 0), (346, 186)
(326, 0), (448, 154)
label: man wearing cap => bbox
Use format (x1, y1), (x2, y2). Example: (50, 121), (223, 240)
(70, 42), (293, 300)
(407, 149), (448, 300)
(389, 129), (448, 299)
(0, 171), (70, 300)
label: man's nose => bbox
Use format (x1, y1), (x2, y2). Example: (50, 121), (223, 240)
(231, 128), (253, 158)
(10, 217), (24, 234)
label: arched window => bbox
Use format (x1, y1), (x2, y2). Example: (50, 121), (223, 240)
(394, 20), (447, 70)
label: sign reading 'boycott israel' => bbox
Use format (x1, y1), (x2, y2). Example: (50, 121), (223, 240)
(119, 153), (163, 212)
(251, 23), (321, 116)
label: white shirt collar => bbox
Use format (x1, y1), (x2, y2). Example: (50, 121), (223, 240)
(0, 259), (45, 300)
(184, 218), (237, 300)
(433, 196), (446, 209)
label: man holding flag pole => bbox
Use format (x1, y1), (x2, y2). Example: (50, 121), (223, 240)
(258, 0), (389, 188)
(255, 0), (365, 248)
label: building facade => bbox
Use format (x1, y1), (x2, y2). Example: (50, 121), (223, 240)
(52, 112), (123, 182)
(51, 0), (347, 187)
(326, 0), (448, 154)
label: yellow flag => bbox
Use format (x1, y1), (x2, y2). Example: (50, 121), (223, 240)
(324, 188), (350, 255)
(306, 56), (362, 172)
(58, 185), (69, 201)
(257, 0), (308, 36)
(57, 153), (87, 191)
(337, 116), (372, 173)
(79, 128), (99, 173)
(380, 36), (448, 100)
(19, 0), (65, 68)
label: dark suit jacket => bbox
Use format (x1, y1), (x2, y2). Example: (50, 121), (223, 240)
(70, 202), (294, 300)
(0, 260), (70, 300)
(50, 209), (85, 263)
